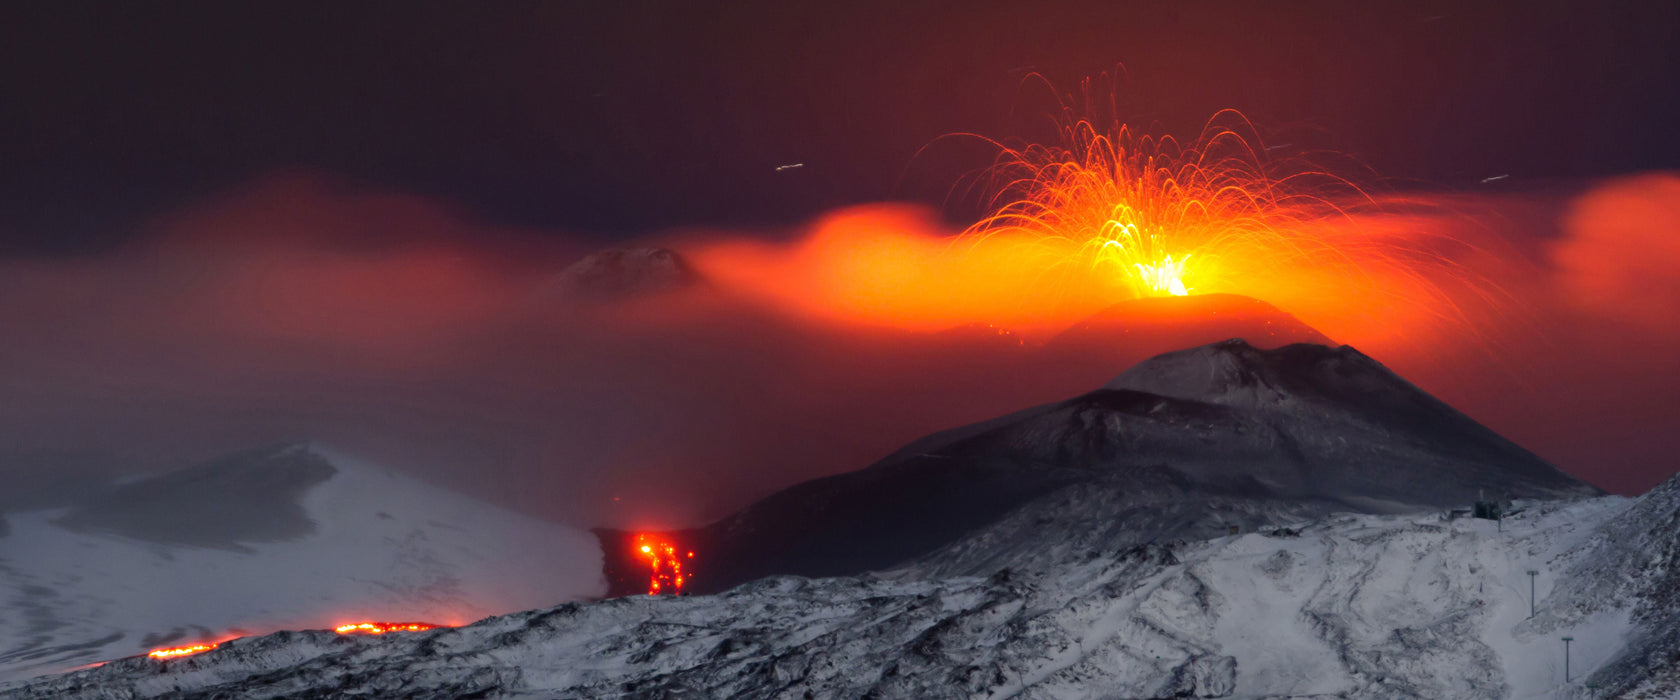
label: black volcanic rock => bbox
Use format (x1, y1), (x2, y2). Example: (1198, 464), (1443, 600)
(599, 339), (1598, 597)
(1100, 340), (1592, 504)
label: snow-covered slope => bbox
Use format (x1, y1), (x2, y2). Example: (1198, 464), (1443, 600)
(7, 473), (1675, 699)
(0, 444), (604, 683)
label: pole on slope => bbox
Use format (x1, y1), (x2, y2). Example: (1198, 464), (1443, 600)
(1527, 570), (1538, 618)
(1562, 636), (1574, 683)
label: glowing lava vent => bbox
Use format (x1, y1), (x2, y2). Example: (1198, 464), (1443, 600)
(634, 533), (694, 595)
(147, 643), (217, 660)
(334, 622), (441, 635)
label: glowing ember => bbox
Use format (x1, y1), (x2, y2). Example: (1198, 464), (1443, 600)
(147, 643), (217, 660)
(956, 95), (1364, 302)
(921, 80), (1486, 351)
(1130, 251), (1191, 297)
(334, 622), (440, 635)
(634, 533), (693, 595)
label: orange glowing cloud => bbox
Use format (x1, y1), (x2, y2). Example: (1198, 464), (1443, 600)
(687, 206), (1489, 364)
(1552, 173), (1680, 341)
(689, 204), (1117, 334)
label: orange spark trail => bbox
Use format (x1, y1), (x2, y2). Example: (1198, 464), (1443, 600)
(954, 107), (1347, 302)
(947, 87), (1485, 350)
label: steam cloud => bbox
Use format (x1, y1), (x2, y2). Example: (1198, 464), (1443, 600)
(3, 171), (1678, 531)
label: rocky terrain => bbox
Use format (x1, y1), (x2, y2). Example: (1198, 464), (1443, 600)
(4, 479), (1673, 698)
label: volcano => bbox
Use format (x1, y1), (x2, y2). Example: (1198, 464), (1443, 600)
(599, 338), (1597, 597)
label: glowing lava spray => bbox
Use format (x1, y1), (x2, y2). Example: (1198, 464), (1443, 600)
(957, 103), (1370, 298)
(939, 79), (1484, 349)
(634, 533), (694, 595)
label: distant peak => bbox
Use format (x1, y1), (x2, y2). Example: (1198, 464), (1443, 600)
(549, 247), (701, 301)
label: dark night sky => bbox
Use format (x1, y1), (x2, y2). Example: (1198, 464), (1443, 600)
(3, 1), (1677, 255)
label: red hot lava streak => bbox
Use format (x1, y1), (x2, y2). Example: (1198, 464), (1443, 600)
(334, 622), (441, 635)
(140, 620), (445, 664)
(147, 643), (218, 660)
(634, 533), (694, 595)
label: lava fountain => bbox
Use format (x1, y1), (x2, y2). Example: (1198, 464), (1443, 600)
(953, 107), (1362, 301)
(693, 98), (1484, 356)
(946, 86), (1490, 354)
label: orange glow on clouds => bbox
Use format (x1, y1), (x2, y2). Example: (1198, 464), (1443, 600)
(1552, 173), (1680, 341)
(691, 205), (1072, 332)
(690, 206), (1479, 359)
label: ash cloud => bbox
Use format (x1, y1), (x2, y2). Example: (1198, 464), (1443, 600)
(0, 174), (1115, 527)
(2, 171), (1678, 534)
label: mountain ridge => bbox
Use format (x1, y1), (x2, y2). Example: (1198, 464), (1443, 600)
(598, 338), (1595, 597)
